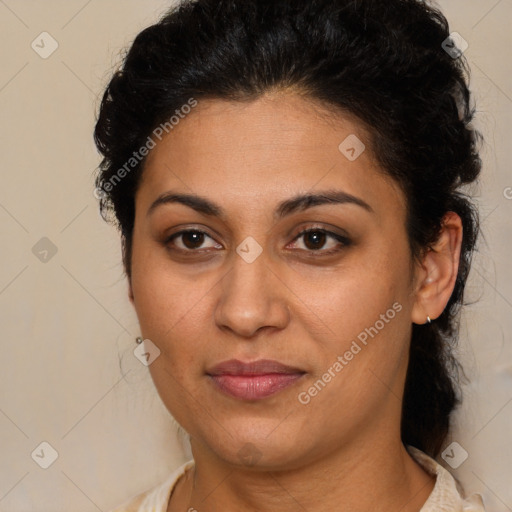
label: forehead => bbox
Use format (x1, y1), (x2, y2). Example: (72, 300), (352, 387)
(138, 92), (406, 219)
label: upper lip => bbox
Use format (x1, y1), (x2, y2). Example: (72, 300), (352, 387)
(207, 359), (305, 376)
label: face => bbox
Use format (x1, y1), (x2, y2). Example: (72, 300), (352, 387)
(129, 92), (419, 469)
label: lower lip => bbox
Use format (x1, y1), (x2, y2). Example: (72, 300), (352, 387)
(209, 373), (304, 400)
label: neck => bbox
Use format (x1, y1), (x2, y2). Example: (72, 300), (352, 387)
(170, 436), (435, 512)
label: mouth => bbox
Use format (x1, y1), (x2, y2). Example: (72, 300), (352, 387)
(206, 359), (306, 401)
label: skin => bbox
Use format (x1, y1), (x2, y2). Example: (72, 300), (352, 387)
(128, 91), (463, 512)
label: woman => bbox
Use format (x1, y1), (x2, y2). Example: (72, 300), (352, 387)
(94, 0), (486, 510)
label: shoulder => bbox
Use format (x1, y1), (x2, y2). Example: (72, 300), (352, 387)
(407, 446), (486, 512)
(108, 460), (195, 512)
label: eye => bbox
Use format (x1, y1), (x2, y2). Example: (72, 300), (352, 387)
(166, 230), (223, 251)
(288, 228), (350, 254)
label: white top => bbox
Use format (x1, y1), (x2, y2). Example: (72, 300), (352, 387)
(109, 446), (485, 512)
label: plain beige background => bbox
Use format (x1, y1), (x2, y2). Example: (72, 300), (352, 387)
(0, 1), (510, 511)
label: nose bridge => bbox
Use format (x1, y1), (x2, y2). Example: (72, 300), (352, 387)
(215, 247), (289, 337)
(230, 249), (269, 296)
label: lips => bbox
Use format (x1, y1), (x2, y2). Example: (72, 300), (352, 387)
(207, 359), (306, 400)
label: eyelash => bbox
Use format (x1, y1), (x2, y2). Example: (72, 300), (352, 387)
(290, 228), (351, 255)
(164, 226), (351, 256)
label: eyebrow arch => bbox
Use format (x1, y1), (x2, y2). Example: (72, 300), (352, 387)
(147, 192), (223, 218)
(275, 189), (374, 218)
(147, 189), (374, 219)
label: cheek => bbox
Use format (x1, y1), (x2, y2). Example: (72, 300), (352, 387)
(288, 240), (412, 342)
(131, 237), (211, 339)
(288, 237), (413, 403)
(135, 269), (213, 428)
(130, 251), (223, 418)
(148, 358), (211, 439)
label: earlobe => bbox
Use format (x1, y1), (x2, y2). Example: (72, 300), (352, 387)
(411, 212), (463, 325)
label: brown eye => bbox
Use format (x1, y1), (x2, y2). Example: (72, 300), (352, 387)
(166, 230), (222, 252)
(181, 231), (205, 249)
(288, 227), (351, 255)
(303, 230), (327, 250)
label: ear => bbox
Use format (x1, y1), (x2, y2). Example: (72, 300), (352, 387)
(411, 212), (463, 325)
(128, 279), (135, 304)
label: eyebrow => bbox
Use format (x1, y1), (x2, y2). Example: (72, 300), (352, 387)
(147, 189), (374, 219)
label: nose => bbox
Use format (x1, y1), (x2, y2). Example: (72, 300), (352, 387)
(214, 250), (290, 338)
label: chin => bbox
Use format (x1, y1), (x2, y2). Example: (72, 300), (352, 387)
(194, 418), (314, 470)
